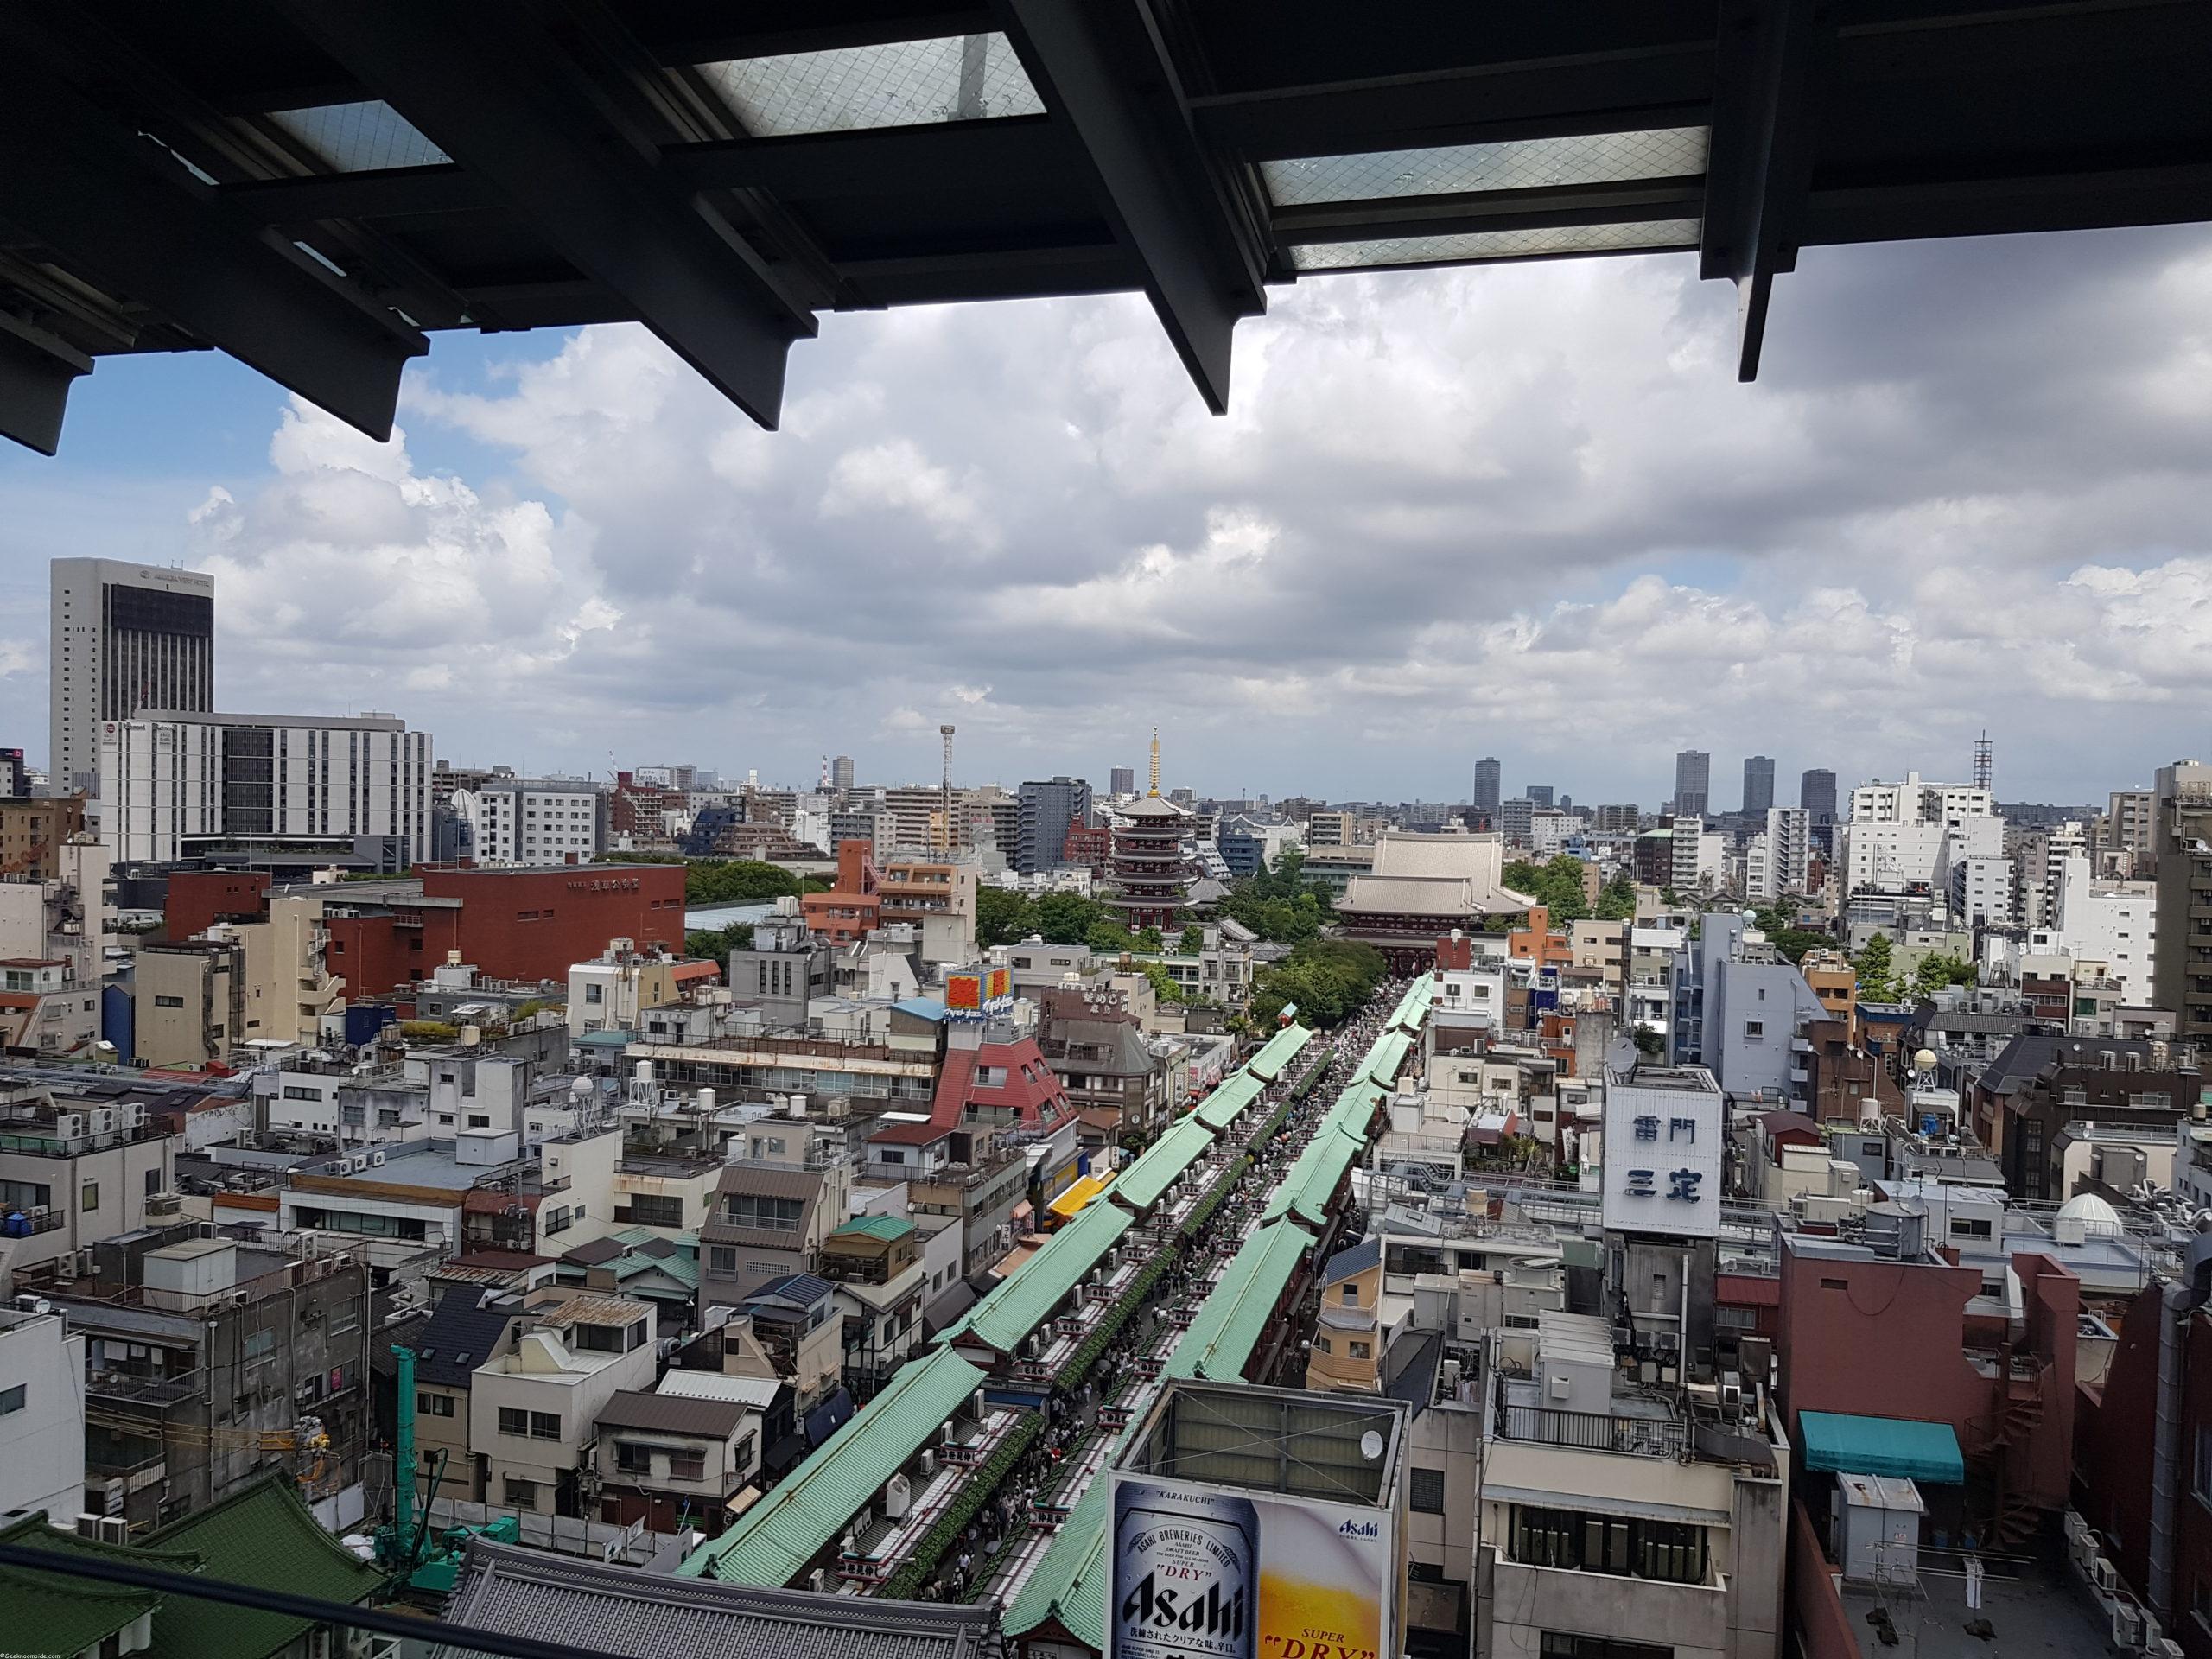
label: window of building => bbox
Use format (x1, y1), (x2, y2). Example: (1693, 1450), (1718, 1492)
(1509, 1505), (1706, 1585)
(709, 1245), (738, 1274)
(529, 1410), (562, 1440)
(1743, 1020), (1764, 1039)
(1340, 1283), (1359, 1303)
(80, 1181), (99, 1213)
(498, 1407), (529, 1437)
(1538, 1637), (1671, 1659)
(504, 1478), (538, 1509)
(1409, 1467), (1446, 1513)
(1949, 1216), (1993, 1240)
(615, 1442), (653, 1474)
(1349, 1341), (1371, 1360)
(1314, 1335), (1332, 1355)
(144, 1168), (162, 1197)
(727, 1193), (804, 1231)
(0, 1383), (25, 1415)
(417, 1392), (454, 1417)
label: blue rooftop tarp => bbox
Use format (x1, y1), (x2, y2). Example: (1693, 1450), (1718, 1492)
(1798, 1411), (1964, 1484)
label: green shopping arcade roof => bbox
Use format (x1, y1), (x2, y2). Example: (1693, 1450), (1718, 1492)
(1798, 1411), (1965, 1485)
(7, 2), (2210, 454)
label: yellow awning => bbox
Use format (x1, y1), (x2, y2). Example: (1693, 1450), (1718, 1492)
(1048, 1173), (1109, 1219)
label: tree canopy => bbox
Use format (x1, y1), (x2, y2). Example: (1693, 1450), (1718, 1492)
(1220, 848), (1333, 943)
(1913, 951), (1977, 997)
(1501, 855), (1597, 925)
(1853, 932), (1898, 1001)
(1249, 938), (1389, 1027)
(685, 923), (755, 975)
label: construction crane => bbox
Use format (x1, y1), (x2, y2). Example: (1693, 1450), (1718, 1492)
(372, 1344), (514, 1597)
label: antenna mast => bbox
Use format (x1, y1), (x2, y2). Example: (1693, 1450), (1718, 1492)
(1972, 730), (1993, 794)
(939, 724), (957, 853)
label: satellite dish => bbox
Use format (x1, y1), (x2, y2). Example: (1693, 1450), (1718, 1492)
(1359, 1430), (1384, 1462)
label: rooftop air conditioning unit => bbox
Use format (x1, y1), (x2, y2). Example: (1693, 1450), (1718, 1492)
(53, 1114), (85, 1141)
(2113, 1605), (2145, 1648)
(87, 1108), (115, 1134)
(1719, 1372), (1745, 1411)
(96, 1516), (129, 1546)
(2092, 1557), (2120, 1593)
(918, 1449), (938, 1478)
(369, 1149), (386, 1166)
(809, 1568), (834, 1594)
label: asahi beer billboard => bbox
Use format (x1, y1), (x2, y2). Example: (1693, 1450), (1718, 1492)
(1109, 1471), (1398, 1659)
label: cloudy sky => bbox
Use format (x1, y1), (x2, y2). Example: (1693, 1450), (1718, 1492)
(3, 222), (2209, 809)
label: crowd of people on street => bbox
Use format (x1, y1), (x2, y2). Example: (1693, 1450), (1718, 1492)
(908, 976), (1416, 1608)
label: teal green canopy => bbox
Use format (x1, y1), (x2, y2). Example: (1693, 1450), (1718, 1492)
(1798, 1411), (1964, 1484)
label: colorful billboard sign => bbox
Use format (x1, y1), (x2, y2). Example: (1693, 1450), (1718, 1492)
(1109, 1471), (1397, 1659)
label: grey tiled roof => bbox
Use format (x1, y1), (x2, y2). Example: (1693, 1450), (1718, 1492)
(413, 1288), (519, 1388)
(438, 1540), (1001, 1659)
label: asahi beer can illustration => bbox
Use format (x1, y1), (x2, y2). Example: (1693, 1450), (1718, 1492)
(1111, 1480), (1258, 1659)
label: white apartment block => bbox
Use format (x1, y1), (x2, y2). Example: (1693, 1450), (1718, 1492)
(454, 776), (600, 866)
(0, 1304), (87, 1523)
(1847, 772), (1993, 824)
(50, 558), (215, 795)
(1947, 854), (2015, 927)
(2056, 851), (2158, 1006)
(1747, 807), (1811, 902)
(99, 712), (430, 865)
(1842, 813), (2001, 896)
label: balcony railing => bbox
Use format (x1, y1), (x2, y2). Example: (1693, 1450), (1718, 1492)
(1495, 1391), (1690, 1459)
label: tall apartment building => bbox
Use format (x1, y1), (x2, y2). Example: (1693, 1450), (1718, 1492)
(1472, 756), (1502, 817)
(829, 754), (855, 794)
(1108, 766), (1136, 798)
(1746, 806), (1810, 902)
(1015, 775), (1091, 874)
(1673, 749), (1711, 818)
(1741, 753), (1775, 815)
(454, 776), (600, 866)
(2153, 760), (2212, 1040)
(50, 559), (216, 794)
(1799, 766), (1838, 823)
(2103, 786), (2157, 874)
(99, 710), (431, 868)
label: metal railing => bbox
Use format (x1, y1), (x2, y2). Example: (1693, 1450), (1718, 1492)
(1494, 1389), (1691, 1459)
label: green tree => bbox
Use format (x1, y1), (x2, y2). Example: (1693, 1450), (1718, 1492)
(1853, 932), (1898, 1002)
(1593, 874), (1637, 922)
(1139, 962), (1185, 1004)
(1033, 891), (1110, 944)
(1133, 925), (1165, 953)
(1501, 855), (1595, 925)
(685, 923), (755, 975)
(1178, 925), (1205, 955)
(977, 887), (1038, 949)
(684, 859), (809, 906)
(1087, 921), (1135, 955)
(1249, 938), (1389, 1028)
(1913, 951), (1977, 998)
(1221, 848), (1335, 943)
(1631, 1024), (1665, 1058)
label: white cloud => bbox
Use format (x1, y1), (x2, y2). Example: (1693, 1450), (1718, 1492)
(10, 222), (2212, 804)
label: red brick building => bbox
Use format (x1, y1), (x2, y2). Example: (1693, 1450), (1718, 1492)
(325, 863), (685, 995)
(2075, 1267), (2212, 1654)
(1777, 1232), (2078, 1546)
(163, 870), (272, 940)
(799, 840), (881, 944)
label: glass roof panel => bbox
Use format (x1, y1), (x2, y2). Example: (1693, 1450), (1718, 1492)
(1291, 219), (1702, 272)
(1262, 128), (1709, 207)
(268, 101), (450, 174)
(697, 33), (1044, 137)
